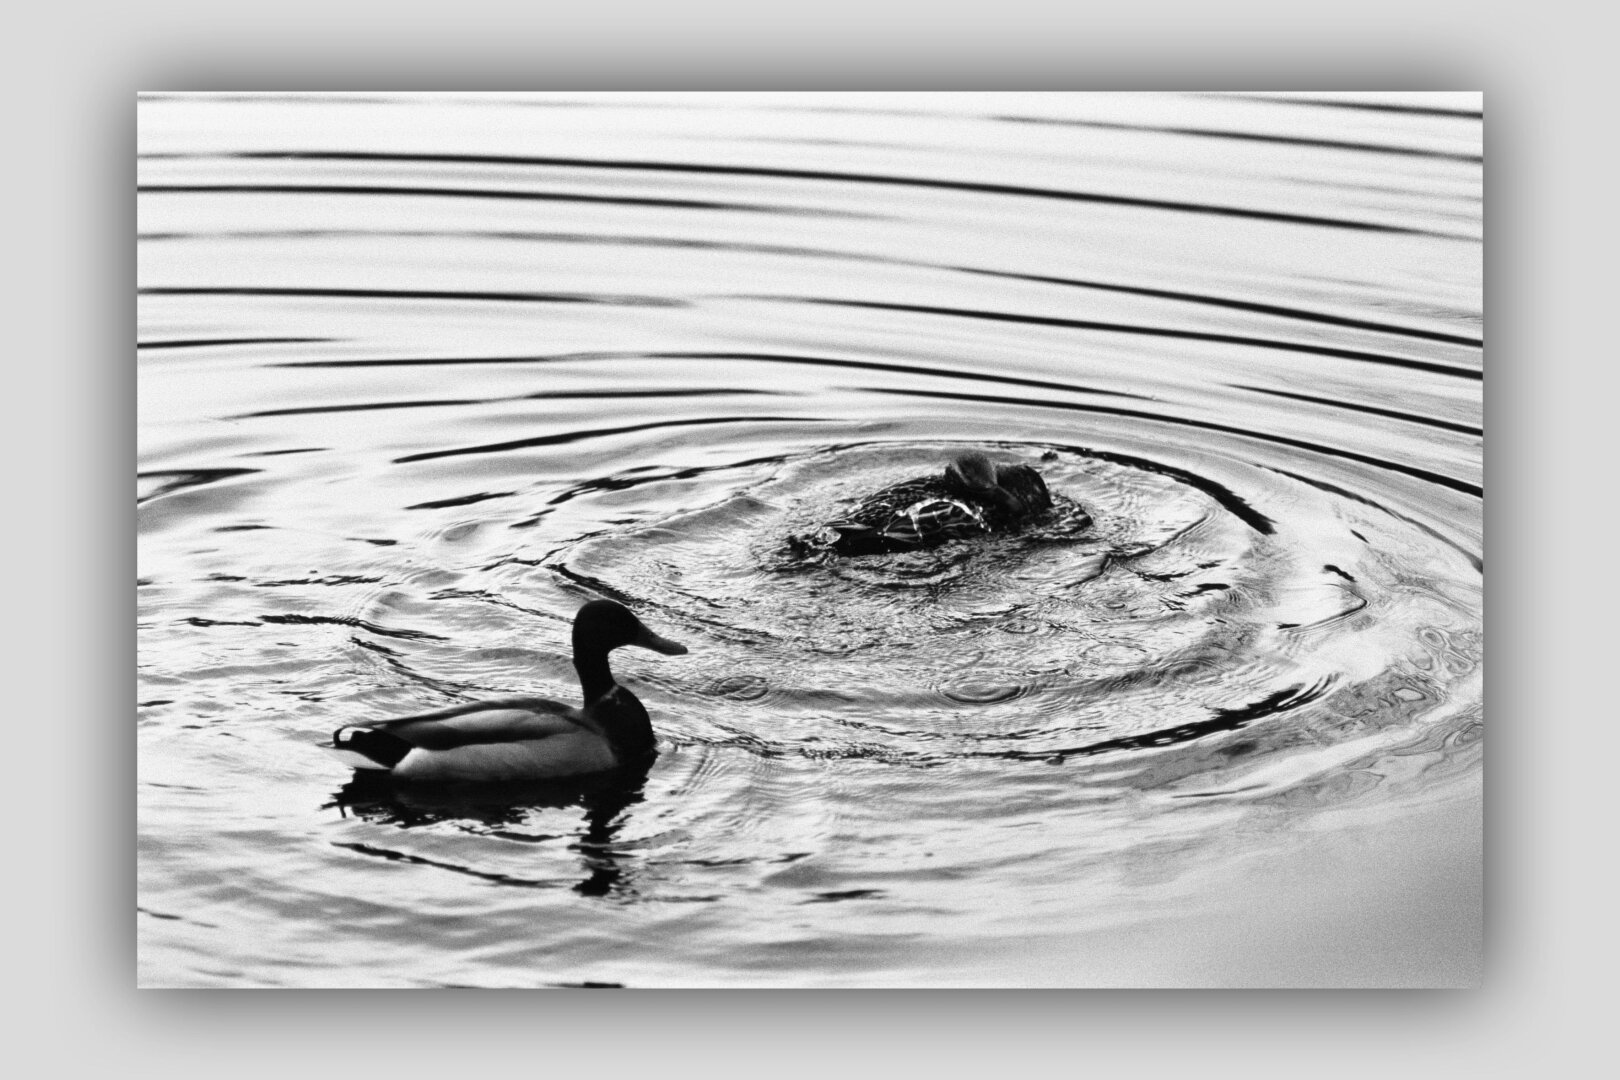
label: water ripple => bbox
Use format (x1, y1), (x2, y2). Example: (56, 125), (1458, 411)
(138, 92), (1482, 988)
(145, 149), (1467, 236)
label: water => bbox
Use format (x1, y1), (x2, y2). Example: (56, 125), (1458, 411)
(136, 91), (1482, 987)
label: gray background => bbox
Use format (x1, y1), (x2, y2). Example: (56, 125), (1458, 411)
(21, 0), (1596, 1071)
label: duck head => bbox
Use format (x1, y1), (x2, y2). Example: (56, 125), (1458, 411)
(944, 451), (999, 494)
(943, 452), (1050, 517)
(993, 463), (1052, 516)
(573, 599), (688, 659)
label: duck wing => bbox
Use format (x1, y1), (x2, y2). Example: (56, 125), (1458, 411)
(351, 696), (594, 750)
(832, 476), (942, 529)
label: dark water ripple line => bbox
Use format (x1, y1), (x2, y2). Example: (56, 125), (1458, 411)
(136, 227), (886, 253)
(258, 613), (448, 642)
(137, 467), (260, 504)
(269, 353), (602, 369)
(238, 398), (481, 418)
(654, 684), (1329, 770)
(654, 351), (1155, 403)
(1085, 685), (1327, 759)
(1265, 465), (1483, 573)
(1199, 92), (1483, 119)
(991, 115), (1482, 163)
(871, 386), (1483, 499)
(331, 841), (569, 890)
(489, 451), (790, 526)
(138, 225), (1479, 352)
(393, 415), (833, 464)
(1027, 682), (1334, 761)
(957, 268), (1483, 349)
(139, 286), (685, 308)
(139, 226), (1478, 351)
(738, 684), (1335, 771)
(406, 491), (516, 511)
(346, 636), (495, 702)
(232, 388), (777, 420)
(137, 336), (333, 351)
(1236, 385), (1482, 437)
(1033, 439), (1275, 536)
(135, 183), (878, 220)
(141, 151), (1466, 238)
(258, 348), (1158, 408)
(766, 297), (1482, 380)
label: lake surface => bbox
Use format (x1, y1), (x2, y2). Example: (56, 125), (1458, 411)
(136, 91), (1482, 988)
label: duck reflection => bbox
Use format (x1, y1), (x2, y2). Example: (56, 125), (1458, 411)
(325, 766), (650, 897)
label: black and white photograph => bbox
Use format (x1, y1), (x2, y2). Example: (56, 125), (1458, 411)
(135, 90), (1483, 988)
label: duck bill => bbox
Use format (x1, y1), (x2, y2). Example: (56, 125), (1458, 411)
(634, 625), (689, 656)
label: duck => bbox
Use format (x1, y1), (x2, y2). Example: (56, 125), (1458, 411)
(322, 600), (687, 783)
(810, 451), (1062, 556)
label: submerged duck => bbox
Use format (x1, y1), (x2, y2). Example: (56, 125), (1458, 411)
(322, 600), (687, 783)
(812, 451), (1062, 556)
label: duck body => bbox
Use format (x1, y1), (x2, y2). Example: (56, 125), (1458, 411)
(814, 452), (1064, 556)
(323, 600), (686, 783)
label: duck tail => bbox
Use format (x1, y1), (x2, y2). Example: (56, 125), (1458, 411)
(324, 726), (411, 770)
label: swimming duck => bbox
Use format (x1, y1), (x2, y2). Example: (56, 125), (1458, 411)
(322, 600), (687, 783)
(813, 451), (1061, 556)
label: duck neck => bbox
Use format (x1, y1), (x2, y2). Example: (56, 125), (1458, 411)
(574, 649), (617, 705)
(574, 648), (657, 762)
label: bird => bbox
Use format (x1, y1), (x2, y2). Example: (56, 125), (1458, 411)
(322, 600), (687, 783)
(810, 451), (1064, 556)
